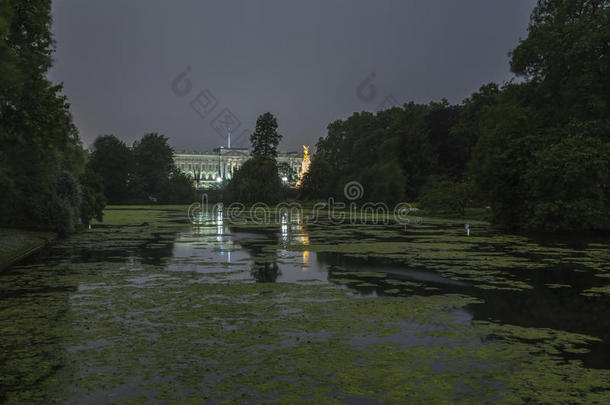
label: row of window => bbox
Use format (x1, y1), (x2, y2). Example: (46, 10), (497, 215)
(177, 160), (300, 172)
(179, 163), (219, 171)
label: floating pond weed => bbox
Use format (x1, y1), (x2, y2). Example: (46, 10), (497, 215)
(1, 206), (610, 403)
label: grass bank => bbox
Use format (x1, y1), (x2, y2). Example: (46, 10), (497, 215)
(0, 228), (55, 270)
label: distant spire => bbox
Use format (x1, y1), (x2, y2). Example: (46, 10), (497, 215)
(227, 127), (231, 149)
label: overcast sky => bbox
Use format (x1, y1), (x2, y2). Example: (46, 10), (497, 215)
(48, 0), (538, 152)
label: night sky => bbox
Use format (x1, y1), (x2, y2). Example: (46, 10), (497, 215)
(48, 0), (538, 153)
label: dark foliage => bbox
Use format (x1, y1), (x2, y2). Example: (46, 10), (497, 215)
(250, 112), (283, 158)
(88, 133), (197, 204)
(0, 0), (105, 234)
(89, 135), (131, 203)
(225, 156), (283, 204)
(303, 0), (610, 232)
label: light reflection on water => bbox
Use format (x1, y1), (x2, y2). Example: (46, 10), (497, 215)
(3, 207), (610, 403)
(166, 211), (471, 290)
(158, 212), (610, 370)
(166, 211), (320, 284)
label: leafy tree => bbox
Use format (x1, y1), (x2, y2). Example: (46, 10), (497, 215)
(426, 99), (461, 175)
(361, 160), (407, 207)
(310, 104), (436, 203)
(449, 83), (500, 176)
(131, 133), (175, 200)
(419, 176), (474, 216)
(523, 132), (610, 231)
(89, 135), (132, 203)
(299, 156), (335, 200)
(317, 111), (378, 175)
(0, 1), (21, 105)
(301, 0), (609, 233)
(510, 0), (610, 123)
(469, 85), (542, 229)
(469, 0), (610, 232)
(160, 169), (197, 204)
(394, 103), (438, 200)
(87, 132), (196, 204)
(79, 167), (106, 225)
(225, 156), (282, 204)
(0, 0), (105, 233)
(250, 112), (283, 157)
(46, 171), (82, 237)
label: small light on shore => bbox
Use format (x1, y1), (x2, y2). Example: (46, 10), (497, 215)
(216, 177), (222, 183)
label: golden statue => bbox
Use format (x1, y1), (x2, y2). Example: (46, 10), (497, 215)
(296, 145), (311, 188)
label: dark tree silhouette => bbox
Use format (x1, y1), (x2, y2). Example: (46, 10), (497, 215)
(89, 135), (132, 203)
(250, 112), (283, 158)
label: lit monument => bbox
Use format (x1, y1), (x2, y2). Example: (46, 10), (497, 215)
(296, 145), (311, 188)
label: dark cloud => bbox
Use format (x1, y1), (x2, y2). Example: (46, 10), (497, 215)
(48, 0), (537, 152)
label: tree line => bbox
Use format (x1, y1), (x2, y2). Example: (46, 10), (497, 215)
(88, 133), (195, 204)
(0, 0), (105, 235)
(0, 1), (195, 235)
(300, 0), (610, 233)
(91, 112), (291, 206)
(1, 0), (607, 235)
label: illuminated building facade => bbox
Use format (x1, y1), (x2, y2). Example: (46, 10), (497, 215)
(174, 147), (302, 189)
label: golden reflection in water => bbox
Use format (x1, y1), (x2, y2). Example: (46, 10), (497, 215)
(299, 222), (310, 270)
(302, 251), (309, 268)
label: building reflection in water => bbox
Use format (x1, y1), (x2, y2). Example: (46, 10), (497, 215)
(174, 206), (235, 268)
(278, 212), (311, 271)
(216, 206), (224, 237)
(281, 213), (289, 246)
(175, 208), (315, 282)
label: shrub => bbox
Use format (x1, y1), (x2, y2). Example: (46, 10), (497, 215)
(419, 176), (474, 216)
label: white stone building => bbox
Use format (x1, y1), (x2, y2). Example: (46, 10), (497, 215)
(174, 147), (302, 189)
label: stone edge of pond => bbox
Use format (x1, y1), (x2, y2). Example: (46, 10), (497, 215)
(0, 228), (57, 271)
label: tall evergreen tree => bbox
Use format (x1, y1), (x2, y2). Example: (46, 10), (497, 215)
(250, 113), (282, 157)
(225, 112), (284, 203)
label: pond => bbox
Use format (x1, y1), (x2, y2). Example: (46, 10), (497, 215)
(1, 206), (610, 403)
